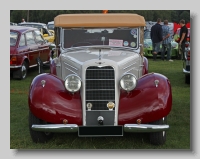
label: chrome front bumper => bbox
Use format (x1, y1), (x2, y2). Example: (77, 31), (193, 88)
(124, 124), (169, 132)
(32, 124), (78, 133)
(32, 123), (169, 133)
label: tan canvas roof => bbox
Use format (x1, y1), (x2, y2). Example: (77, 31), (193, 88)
(54, 14), (145, 28)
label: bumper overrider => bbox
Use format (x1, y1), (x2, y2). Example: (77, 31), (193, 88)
(183, 68), (190, 74)
(29, 73), (172, 136)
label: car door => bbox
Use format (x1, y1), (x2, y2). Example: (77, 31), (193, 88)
(25, 31), (39, 66)
(34, 30), (50, 63)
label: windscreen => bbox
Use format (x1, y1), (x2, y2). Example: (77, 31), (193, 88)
(63, 28), (139, 49)
(10, 31), (18, 46)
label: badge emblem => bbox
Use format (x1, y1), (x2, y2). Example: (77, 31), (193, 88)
(123, 41), (129, 46)
(130, 42), (136, 47)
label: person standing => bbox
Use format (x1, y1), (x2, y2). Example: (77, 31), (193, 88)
(179, 19), (188, 60)
(161, 20), (173, 61)
(150, 18), (163, 61)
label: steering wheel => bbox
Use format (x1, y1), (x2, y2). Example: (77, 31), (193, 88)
(71, 42), (93, 47)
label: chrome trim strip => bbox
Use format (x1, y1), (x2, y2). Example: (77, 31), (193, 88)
(86, 79), (115, 81)
(124, 124), (169, 133)
(65, 67), (78, 75)
(29, 61), (49, 68)
(123, 62), (136, 70)
(10, 65), (21, 68)
(86, 100), (115, 101)
(87, 69), (114, 70)
(29, 64), (38, 68)
(183, 68), (190, 74)
(86, 89), (115, 91)
(32, 124), (78, 133)
(64, 62), (78, 70)
(86, 110), (115, 112)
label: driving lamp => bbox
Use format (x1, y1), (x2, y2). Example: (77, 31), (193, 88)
(120, 73), (137, 91)
(64, 74), (81, 93)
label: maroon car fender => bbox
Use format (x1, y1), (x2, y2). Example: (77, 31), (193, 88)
(142, 56), (148, 75)
(118, 73), (172, 125)
(28, 73), (82, 125)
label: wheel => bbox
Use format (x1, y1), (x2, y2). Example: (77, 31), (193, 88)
(185, 74), (190, 84)
(29, 111), (54, 143)
(149, 117), (167, 145)
(21, 61), (28, 79)
(13, 61), (28, 79)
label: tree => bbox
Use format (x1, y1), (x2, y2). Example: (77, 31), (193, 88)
(179, 11), (190, 23)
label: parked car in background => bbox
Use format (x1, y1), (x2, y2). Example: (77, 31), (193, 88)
(18, 22), (55, 43)
(10, 26), (51, 79)
(28, 13), (172, 145)
(143, 30), (178, 58)
(10, 22), (18, 26)
(47, 21), (54, 34)
(183, 41), (190, 84)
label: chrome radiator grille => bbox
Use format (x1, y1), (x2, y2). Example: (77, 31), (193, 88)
(85, 66), (115, 110)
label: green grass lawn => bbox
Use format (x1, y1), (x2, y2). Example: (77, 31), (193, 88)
(10, 59), (190, 149)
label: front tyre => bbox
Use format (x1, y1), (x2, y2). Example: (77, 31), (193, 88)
(13, 61), (28, 80)
(29, 111), (54, 143)
(149, 117), (167, 145)
(185, 74), (190, 84)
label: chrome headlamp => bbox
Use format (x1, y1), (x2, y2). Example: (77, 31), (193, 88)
(120, 73), (137, 91)
(64, 74), (81, 93)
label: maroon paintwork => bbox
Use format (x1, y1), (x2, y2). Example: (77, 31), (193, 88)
(118, 73), (172, 125)
(28, 73), (82, 125)
(10, 26), (50, 70)
(29, 72), (172, 125)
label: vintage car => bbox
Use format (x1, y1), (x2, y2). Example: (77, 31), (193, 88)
(10, 22), (18, 26)
(28, 14), (172, 145)
(18, 22), (55, 43)
(183, 41), (190, 84)
(47, 21), (54, 35)
(10, 26), (51, 79)
(143, 30), (178, 58)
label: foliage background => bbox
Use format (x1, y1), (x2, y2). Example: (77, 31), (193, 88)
(10, 10), (190, 24)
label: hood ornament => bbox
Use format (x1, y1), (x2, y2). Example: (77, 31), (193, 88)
(99, 49), (101, 60)
(41, 80), (46, 87)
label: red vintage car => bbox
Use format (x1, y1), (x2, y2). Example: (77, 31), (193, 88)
(28, 14), (172, 145)
(10, 26), (51, 79)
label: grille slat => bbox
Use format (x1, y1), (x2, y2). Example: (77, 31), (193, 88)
(85, 66), (115, 110)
